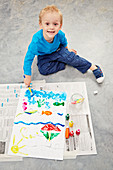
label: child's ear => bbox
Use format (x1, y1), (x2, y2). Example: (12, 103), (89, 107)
(60, 24), (62, 30)
(39, 22), (42, 29)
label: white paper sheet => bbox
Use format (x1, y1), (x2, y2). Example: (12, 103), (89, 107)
(8, 88), (67, 160)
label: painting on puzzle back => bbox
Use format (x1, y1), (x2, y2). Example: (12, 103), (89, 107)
(8, 88), (67, 160)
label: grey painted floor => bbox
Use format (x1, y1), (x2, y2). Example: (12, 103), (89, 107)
(0, 0), (113, 170)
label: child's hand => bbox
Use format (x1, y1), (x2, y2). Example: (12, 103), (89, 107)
(24, 75), (31, 87)
(69, 49), (77, 54)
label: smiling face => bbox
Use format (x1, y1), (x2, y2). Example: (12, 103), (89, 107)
(39, 12), (62, 43)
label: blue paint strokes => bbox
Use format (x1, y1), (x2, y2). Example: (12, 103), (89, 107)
(32, 97), (37, 104)
(14, 121), (65, 127)
(16, 94), (18, 98)
(7, 86), (9, 89)
(28, 97), (37, 105)
(1, 103), (3, 107)
(57, 113), (63, 116)
(24, 112), (32, 115)
(14, 89), (16, 93)
(25, 89), (67, 102)
(7, 98), (9, 102)
(25, 89), (35, 100)
(45, 102), (51, 109)
(20, 85), (22, 89)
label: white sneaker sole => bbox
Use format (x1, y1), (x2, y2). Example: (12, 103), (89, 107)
(96, 75), (105, 83)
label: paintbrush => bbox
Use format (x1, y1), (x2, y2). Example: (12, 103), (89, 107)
(23, 75), (33, 96)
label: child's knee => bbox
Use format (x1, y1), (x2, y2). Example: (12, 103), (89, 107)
(38, 64), (50, 75)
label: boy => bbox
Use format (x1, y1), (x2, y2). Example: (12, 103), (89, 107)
(23, 5), (104, 86)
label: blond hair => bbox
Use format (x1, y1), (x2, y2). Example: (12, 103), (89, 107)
(39, 5), (63, 25)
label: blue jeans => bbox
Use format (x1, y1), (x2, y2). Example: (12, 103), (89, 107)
(37, 45), (92, 75)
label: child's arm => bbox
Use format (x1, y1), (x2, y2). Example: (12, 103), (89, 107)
(23, 49), (35, 87)
(23, 34), (38, 86)
(65, 46), (77, 54)
(24, 75), (31, 87)
(58, 31), (77, 54)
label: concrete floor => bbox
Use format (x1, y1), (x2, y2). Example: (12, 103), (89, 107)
(0, 0), (113, 169)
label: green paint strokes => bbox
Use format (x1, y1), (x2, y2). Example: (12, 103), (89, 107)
(40, 130), (60, 140)
(53, 102), (64, 106)
(37, 99), (45, 107)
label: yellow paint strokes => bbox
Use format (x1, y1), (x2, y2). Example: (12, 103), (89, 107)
(11, 135), (28, 155)
(17, 138), (23, 145)
(49, 131), (51, 142)
(20, 127), (28, 139)
(16, 113), (23, 117)
(29, 134), (35, 139)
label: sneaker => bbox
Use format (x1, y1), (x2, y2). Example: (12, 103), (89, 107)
(93, 65), (105, 83)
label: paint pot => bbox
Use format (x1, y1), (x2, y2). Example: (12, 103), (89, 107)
(69, 121), (73, 127)
(76, 129), (80, 136)
(65, 127), (70, 139)
(69, 131), (74, 137)
(70, 93), (84, 105)
(65, 114), (70, 120)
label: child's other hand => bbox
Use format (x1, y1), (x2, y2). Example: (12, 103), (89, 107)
(69, 49), (77, 54)
(24, 75), (31, 87)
